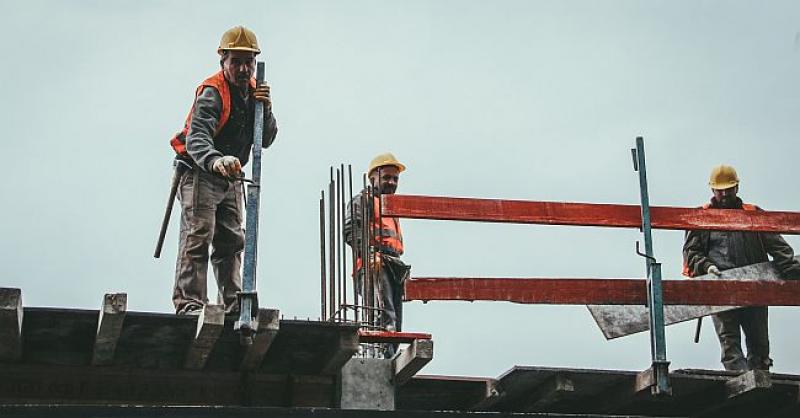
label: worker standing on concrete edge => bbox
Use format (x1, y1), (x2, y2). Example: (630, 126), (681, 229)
(345, 153), (411, 355)
(168, 26), (278, 316)
(682, 164), (800, 371)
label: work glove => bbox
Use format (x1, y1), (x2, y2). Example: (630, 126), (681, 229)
(707, 265), (722, 276)
(213, 156), (242, 178)
(253, 83), (272, 111)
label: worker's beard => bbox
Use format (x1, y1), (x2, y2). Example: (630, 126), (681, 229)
(717, 196), (738, 209)
(381, 184), (397, 195)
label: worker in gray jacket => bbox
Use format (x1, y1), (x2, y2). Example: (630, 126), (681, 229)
(168, 26), (278, 315)
(683, 165), (800, 371)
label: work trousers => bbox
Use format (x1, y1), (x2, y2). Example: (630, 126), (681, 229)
(712, 307), (771, 371)
(173, 168), (244, 314)
(356, 256), (410, 355)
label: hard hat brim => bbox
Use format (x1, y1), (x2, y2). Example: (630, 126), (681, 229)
(218, 47), (261, 55)
(370, 162), (406, 174)
(709, 180), (739, 190)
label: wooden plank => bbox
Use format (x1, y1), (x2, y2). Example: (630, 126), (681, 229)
(405, 277), (800, 306)
(240, 308), (280, 371)
(183, 305), (224, 370)
(358, 330), (432, 344)
(320, 331), (359, 375)
(519, 374), (576, 412)
(588, 257), (797, 339)
(725, 370), (772, 399)
(393, 339), (434, 386)
(382, 194), (800, 234)
(91, 293), (127, 366)
(0, 288), (22, 361)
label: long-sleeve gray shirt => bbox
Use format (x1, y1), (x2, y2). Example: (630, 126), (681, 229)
(186, 83), (278, 172)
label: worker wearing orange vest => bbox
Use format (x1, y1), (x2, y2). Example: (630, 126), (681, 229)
(344, 153), (411, 351)
(170, 26), (278, 316)
(683, 165), (800, 371)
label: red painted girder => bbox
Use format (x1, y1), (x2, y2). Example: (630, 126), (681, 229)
(381, 195), (800, 234)
(358, 330), (433, 344)
(404, 278), (800, 306)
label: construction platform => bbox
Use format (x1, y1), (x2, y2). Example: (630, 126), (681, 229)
(1, 295), (798, 417)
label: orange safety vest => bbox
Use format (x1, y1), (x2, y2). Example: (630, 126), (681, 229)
(681, 202), (757, 277)
(355, 196), (404, 271)
(169, 71), (257, 156)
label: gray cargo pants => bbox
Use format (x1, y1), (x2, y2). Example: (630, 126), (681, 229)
(173, 168), (244, 314)
(712, 307), (771, 371)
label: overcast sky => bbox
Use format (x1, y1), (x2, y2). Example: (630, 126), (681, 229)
(2, 0), (799, 377)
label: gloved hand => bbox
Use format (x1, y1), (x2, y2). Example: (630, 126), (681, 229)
(212, 156), (242, 178)
(707, 265), (722, 276)
(253, 83), (272, 111)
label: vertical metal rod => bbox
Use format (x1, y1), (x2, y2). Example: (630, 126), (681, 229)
(349, 165), (358, 324)
(363, 174), (372, 328)
(320, 190), (326, 321)
(340, 164), (348, 322)
(236, 61), (265, 341)
(335, 168), (341, 320)
(634, 136), (671, 396)
(328, 169), (335, 320)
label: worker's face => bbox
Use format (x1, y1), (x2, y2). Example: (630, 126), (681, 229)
(221, 51), (256, 90)
(370, 166), (400, 195)
(712, 185), (739, 208)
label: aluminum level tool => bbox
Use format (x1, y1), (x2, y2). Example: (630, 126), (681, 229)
(235, 61), (266, 344)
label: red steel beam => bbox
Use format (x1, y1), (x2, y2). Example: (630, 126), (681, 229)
(404, 278), (800, 306)
(381, 195), (800, 234)
(358, 330), (432, 344)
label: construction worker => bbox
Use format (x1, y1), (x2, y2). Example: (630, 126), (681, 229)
(683, 165), (800, 371)
(169, 26), (278, 315)
(344, 153), (411, 352)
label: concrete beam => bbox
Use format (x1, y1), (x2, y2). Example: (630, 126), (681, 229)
(520, 373), (576, 411)
(726, 370), (772, 399)
(183, 304), (224, 370)
(339, 358), (395, 410)
(393, 339), (434, 386)
(0, 288), (22, 361)
(240, 308), (280, 371)
(91, 293), (127, 366)
(321, 331), (360, 375)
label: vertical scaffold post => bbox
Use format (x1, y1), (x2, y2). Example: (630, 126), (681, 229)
(236, 61), (266, 344)
(632, 136), (671, 396)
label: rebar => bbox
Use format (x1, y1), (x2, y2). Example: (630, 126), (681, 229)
(319, 190), (326, 320)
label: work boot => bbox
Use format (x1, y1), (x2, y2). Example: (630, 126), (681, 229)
(177, 303), (204, 316)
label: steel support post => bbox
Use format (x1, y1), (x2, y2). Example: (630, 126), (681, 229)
(236, 62), (266, 343)
(632, 136), (671, 395)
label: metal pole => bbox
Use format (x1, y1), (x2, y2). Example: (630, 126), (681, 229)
(236, 61), (266, 344)
(349, 165), (358, 324)
(340, 164), (348, 322)
(320, 190), (327, 321)
(336, 168), (342, 320)
(329, 169), (335, 320)
(633, 136), (671, 395)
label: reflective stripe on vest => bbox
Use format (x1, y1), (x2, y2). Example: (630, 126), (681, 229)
(681, 202), (757, 277)
(169, 71), (257, 156)
(372, 197), (403, 255)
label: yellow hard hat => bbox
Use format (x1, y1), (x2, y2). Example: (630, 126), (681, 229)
(709, 164), (739, 190)
(368, 152), (406, 174)
(217, 26), (260, 55)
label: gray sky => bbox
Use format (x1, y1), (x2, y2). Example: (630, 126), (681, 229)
(2, 0), (799, 377)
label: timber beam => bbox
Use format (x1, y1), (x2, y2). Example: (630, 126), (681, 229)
(0, 288), (23, 361)
(393, 339), (434, 386)
(382, 194), (800, 234)
(240, 308), (280, 370)
(91, 293), (127, 366)
(184, 304), (224, 370)
(405, 277), (800, 306)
